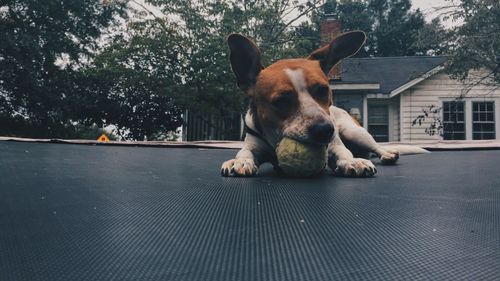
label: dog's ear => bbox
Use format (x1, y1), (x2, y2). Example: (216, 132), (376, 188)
(307, 31), (366, 75)
(227, 34), (263, 93)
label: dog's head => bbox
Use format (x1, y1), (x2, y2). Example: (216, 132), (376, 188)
(228, 31), (366, 146)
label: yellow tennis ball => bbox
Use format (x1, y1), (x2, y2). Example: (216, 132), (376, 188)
(276, 137), (327, 177)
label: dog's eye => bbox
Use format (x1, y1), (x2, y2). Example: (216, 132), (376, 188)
(311, 84), (331, 102)
(271, 91), (294, 108)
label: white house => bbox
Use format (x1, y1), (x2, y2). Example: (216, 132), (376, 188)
(331, 56), (500, 143)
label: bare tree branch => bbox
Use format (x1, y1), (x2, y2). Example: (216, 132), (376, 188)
(270, 0), (323, 43)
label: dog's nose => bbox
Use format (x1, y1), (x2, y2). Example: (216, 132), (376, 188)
(309, 122), (335, 143)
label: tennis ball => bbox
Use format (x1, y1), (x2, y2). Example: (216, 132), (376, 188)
(276, 137), (327, 177)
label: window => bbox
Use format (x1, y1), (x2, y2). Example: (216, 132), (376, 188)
(472, 102), (495, 140)
(442, 101), (465, 140)
(368, 103), (389, 142)
(333, 94), (364, 126)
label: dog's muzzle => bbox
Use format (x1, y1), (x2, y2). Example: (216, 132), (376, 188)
(309, 122), (335, 144)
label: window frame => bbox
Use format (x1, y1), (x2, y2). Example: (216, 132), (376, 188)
(472, 101), (496, 140)
(368, 102), (389, 142)
(440, 99), (498, 141)
(442, 100), (466, 140)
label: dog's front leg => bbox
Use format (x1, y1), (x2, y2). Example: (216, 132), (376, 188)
(328, 134), (377, 177)
(331, 107), (399, 164)
(221, 134), (269, 177)
(339, 125), (400, 165)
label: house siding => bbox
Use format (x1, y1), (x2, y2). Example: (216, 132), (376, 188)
(389, 96), (400, 141)
(400, 72), (500, 142)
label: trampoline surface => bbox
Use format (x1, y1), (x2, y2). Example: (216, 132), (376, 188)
(0, 141), (499, 281)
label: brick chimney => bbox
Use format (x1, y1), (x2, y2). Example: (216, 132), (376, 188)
(320, 14), (342, 80)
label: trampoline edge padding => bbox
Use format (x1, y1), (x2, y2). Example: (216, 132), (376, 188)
(2, 136), (500, 151)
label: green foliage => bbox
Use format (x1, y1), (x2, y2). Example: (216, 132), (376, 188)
(1, 0), (323, 140)
(138, 0), (323, 119)
(413, 18), (450, 56)
(312, 0), (446, 57)
(368, 0), (426, 56)
(1, 0), (463, 141)
(0, 0), (127, 138)
(78, 19), (184, 140)
(446, 0), (500, 83)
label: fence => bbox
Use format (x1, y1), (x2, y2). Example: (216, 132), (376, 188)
(183, 110), (243, 141)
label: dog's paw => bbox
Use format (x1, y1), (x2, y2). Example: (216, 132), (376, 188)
(221, 158), (258, 177)
(332, 158), (377, 177)
(380, 150), (399, 165)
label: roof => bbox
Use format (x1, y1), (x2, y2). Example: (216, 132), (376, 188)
(332, 56), (448, 94)
(1, 140), (500, 280)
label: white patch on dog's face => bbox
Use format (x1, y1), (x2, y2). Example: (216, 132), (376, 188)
(283, 68), (334, 144)
(285, 68), (323, 119)
(285, 68), (307, 94)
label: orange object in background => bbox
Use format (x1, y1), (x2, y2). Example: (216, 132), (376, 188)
(97, 134), (110, 142)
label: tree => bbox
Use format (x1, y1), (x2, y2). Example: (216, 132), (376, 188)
(78, 18), (185, 140)
(412, 18), (450, 56)
(445, 0), (500, 86)
(0, 0), (127, 138)
(122, 0), (325, 140)
(310, 0), (444, 57)
(369, 0), (431, 56)
(49, 0), (324, 141)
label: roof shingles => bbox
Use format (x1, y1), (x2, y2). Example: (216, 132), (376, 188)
(332, 56), (447, 94)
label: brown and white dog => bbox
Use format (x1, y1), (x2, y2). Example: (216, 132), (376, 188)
(221, 31), (402, 177)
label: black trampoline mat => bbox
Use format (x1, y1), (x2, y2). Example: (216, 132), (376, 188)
(0, 141), (499, 281)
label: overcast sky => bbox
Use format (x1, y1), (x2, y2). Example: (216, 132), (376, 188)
(412, 0), (460, 27)
(412, 0), (449, 12)
(412, 0), (454, 18)
(130, 0), (459, 26)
